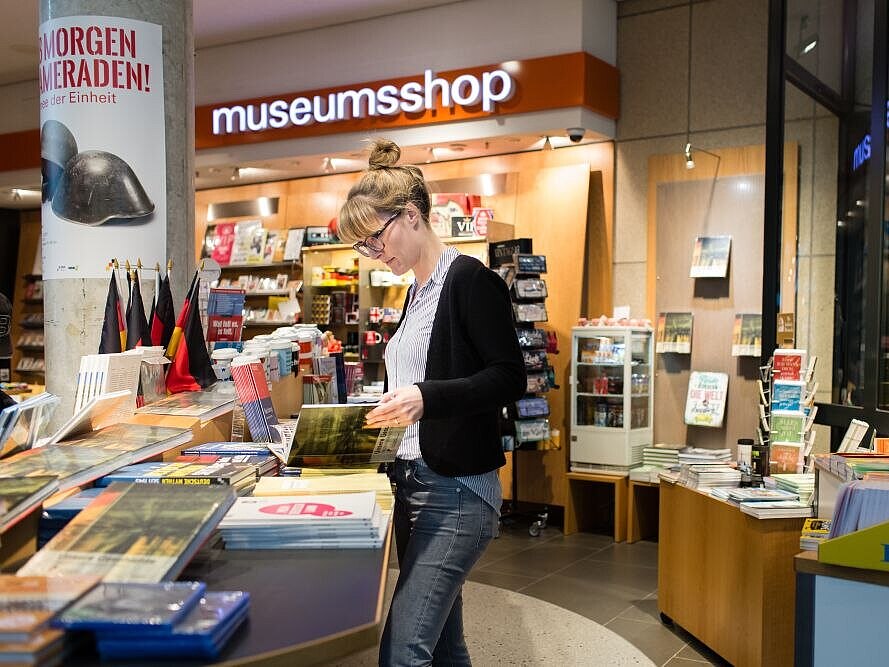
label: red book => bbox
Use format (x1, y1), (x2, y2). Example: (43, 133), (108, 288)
(211, 222), (236, 265)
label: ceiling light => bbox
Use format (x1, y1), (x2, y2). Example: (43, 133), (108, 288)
(230, 167), (240, 181)
(802, 39), (817, 54)
(11, 188), (21, 201)
(322, 157), (332, 174)
(542, 136), (553, 152)
(426, 147), (436, 163)
(685, 143), (695, 169)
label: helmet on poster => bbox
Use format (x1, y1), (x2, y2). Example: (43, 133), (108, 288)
(51, 150), (155, 225)
(40, 120), (78, 203)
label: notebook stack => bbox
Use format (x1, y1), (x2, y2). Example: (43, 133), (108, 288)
(680, 463), (741, 489)
(629, 445), (682, 482)
(52, 581), (249, 661)
(0, 574), (99, 667)
(677, 447), (732, 465)
(218, 491), (388, 549)
(253, 473), (394, 512)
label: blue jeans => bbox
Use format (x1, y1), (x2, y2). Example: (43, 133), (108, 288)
(380, 459), (497, 666)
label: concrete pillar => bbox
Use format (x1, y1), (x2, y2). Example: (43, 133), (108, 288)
(40, 0), (194, 424)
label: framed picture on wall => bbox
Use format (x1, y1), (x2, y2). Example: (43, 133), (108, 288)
(656, 312), (693, 354)
(684, 371), (729, 428)
(689, 235), (732, 278)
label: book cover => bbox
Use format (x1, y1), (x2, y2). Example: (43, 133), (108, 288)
(772, 380), (806, 412)
(54, 581), (205, 631)
(0, 475), (59, 532)
(230, 220), (265, 265)
(689, 235), (731, 278)
(656, 312), (693, 354)
(731, 313), (762, 357)
(18, 482), (236, 582)
(183, 442), (273, 456)
(58, 423), (191, 456)
(283, 228), (305, 261)
(210, 222), (236, 265)
(99, 461), (257, 487)
(683, 372), (729, 428)
(0, 445), (129, 491)
(231, 360), (279, 442)
(801, 518), (832, 535)
(206, 288), (246, 343)
(772, 349), (806, 381)
(287, 404), (406, 467)
(137, 391), (235, 420)
(219, 491), (377, 526)
(770, 410), (806, 443)
(770, 442), (804, 473)
(0, 574), (99, 641)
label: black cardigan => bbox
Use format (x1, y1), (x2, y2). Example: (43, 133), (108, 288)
(393, 254), (526, 476)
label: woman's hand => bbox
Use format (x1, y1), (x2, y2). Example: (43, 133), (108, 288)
(365, 385), (424, 428)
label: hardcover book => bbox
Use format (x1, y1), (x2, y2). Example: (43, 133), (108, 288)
(286, 404), (405, 467)
(18, 482), (236, 582)
(689, 235), (731, 278)
(0, 475), (59, 533)
(0, 574), (99, 642)
(656, 312), (693, 354)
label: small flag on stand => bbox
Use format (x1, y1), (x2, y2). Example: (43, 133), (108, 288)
(166, 275), (215, 393)
(98, 267), (126, 353)
(165, 270), (198, 360)
(151, 273), (176, 348)
(125, 269), (151, 349)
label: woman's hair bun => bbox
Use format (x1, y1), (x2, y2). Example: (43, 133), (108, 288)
(368, 138), (401, 170)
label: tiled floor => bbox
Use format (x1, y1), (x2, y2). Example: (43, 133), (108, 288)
(458, 523), (731, 667)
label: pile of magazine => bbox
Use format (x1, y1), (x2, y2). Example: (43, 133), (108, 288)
(53, 581), (249, 660)
(828, 479), (889, 537)
(95, 460), (261, 496)
(218, 490), (389, 549)
(0, 574), (99, 666)
(679, 463), (741, 489)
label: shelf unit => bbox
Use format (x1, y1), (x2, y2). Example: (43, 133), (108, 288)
(215, 259), (302, 342)
(10, 212), (42, 383)
(569, 325), (654, 472)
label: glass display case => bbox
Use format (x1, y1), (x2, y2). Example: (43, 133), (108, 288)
(569, 325), (653, 471)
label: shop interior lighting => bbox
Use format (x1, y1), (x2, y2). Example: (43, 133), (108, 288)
(11, 188), (22, 201)
(542, 136), (553, 151)
(797, 15), (818, 57)
(426, 147), (436, 163)
(322, 157), (332, 173)
(684, 143), (720, 170)
(230, 167), (241, 181)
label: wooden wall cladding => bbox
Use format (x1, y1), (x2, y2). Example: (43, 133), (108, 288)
(647, 143), (799, 451)
(195, 142), (614, 508)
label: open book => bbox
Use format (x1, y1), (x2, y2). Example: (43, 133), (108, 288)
(284, 404), (406, 468)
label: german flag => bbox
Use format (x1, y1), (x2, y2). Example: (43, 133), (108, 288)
(125, 270), (151, 349)
(165, 276), (215, 393)
(98, 270), (126, 353)
(165, 270), (198, 359)
(150, 273), (176, 348)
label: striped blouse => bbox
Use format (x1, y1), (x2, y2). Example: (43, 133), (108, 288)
(384, 245), (502, 513)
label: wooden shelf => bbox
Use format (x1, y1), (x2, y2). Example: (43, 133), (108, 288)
(220, 260), (301, 270)
(243, 320), (296, 327)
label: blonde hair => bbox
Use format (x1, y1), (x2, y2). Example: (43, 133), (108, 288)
(337, 138), (431, 244)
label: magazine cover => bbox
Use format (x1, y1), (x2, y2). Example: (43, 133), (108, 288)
(57, 423), (191, 455)
(287, 404), (406, 467)
(684, 372), (729, 428)
(219, 491), (377, 526)
(0, 445), (128, 490)
(18, 482), (236, 582)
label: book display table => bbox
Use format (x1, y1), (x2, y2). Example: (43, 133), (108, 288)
(658, 480), (805, 667)
(627, 479), (658, 543)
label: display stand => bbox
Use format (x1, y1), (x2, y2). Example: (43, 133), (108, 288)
(499, 253), (552, 536)
(564, 470), (628, 542)
(627, 479), (659, 543)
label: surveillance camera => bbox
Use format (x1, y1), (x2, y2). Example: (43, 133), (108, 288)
(566, 127), (585, 143)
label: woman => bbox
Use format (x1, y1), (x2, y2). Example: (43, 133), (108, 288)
(338, 139), (526, 666)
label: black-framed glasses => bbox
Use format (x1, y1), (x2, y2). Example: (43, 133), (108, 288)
(353, 211), (400, 257)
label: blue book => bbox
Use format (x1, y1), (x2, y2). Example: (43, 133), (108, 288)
(94, 462), (169, 487)
(772, 380), (806, 412)
(96, 591), (250, 659)
(53, 581), (205, 632)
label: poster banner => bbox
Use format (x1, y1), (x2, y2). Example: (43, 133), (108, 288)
(39, 16), (166, 280)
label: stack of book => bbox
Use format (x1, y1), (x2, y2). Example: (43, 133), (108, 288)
(0, 574), (99, 665)
(19, 483), (236, 582)
(680, 463), (741, 489)
(231, 359), (279, 442)
(136, 391), (236, 422)
(253, 472), (394, 512)
(677, 448), (732, 465)
(739, 499), (813, 519)
(95, 460), (260, 495)
(53, 581), (249, 660)
(38, 487), (104, 548)
(181, 441), (281, 475)
(174, 452), (279, 478)
(0, 392), (59, 458)
(770, 473), (816, 505)
(218, 491), (388, 549)
(716, 487), (800, 504)
(629, 445), (682, 482)
(0, 475), (59, 534)
(799, 517), (832, 551)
